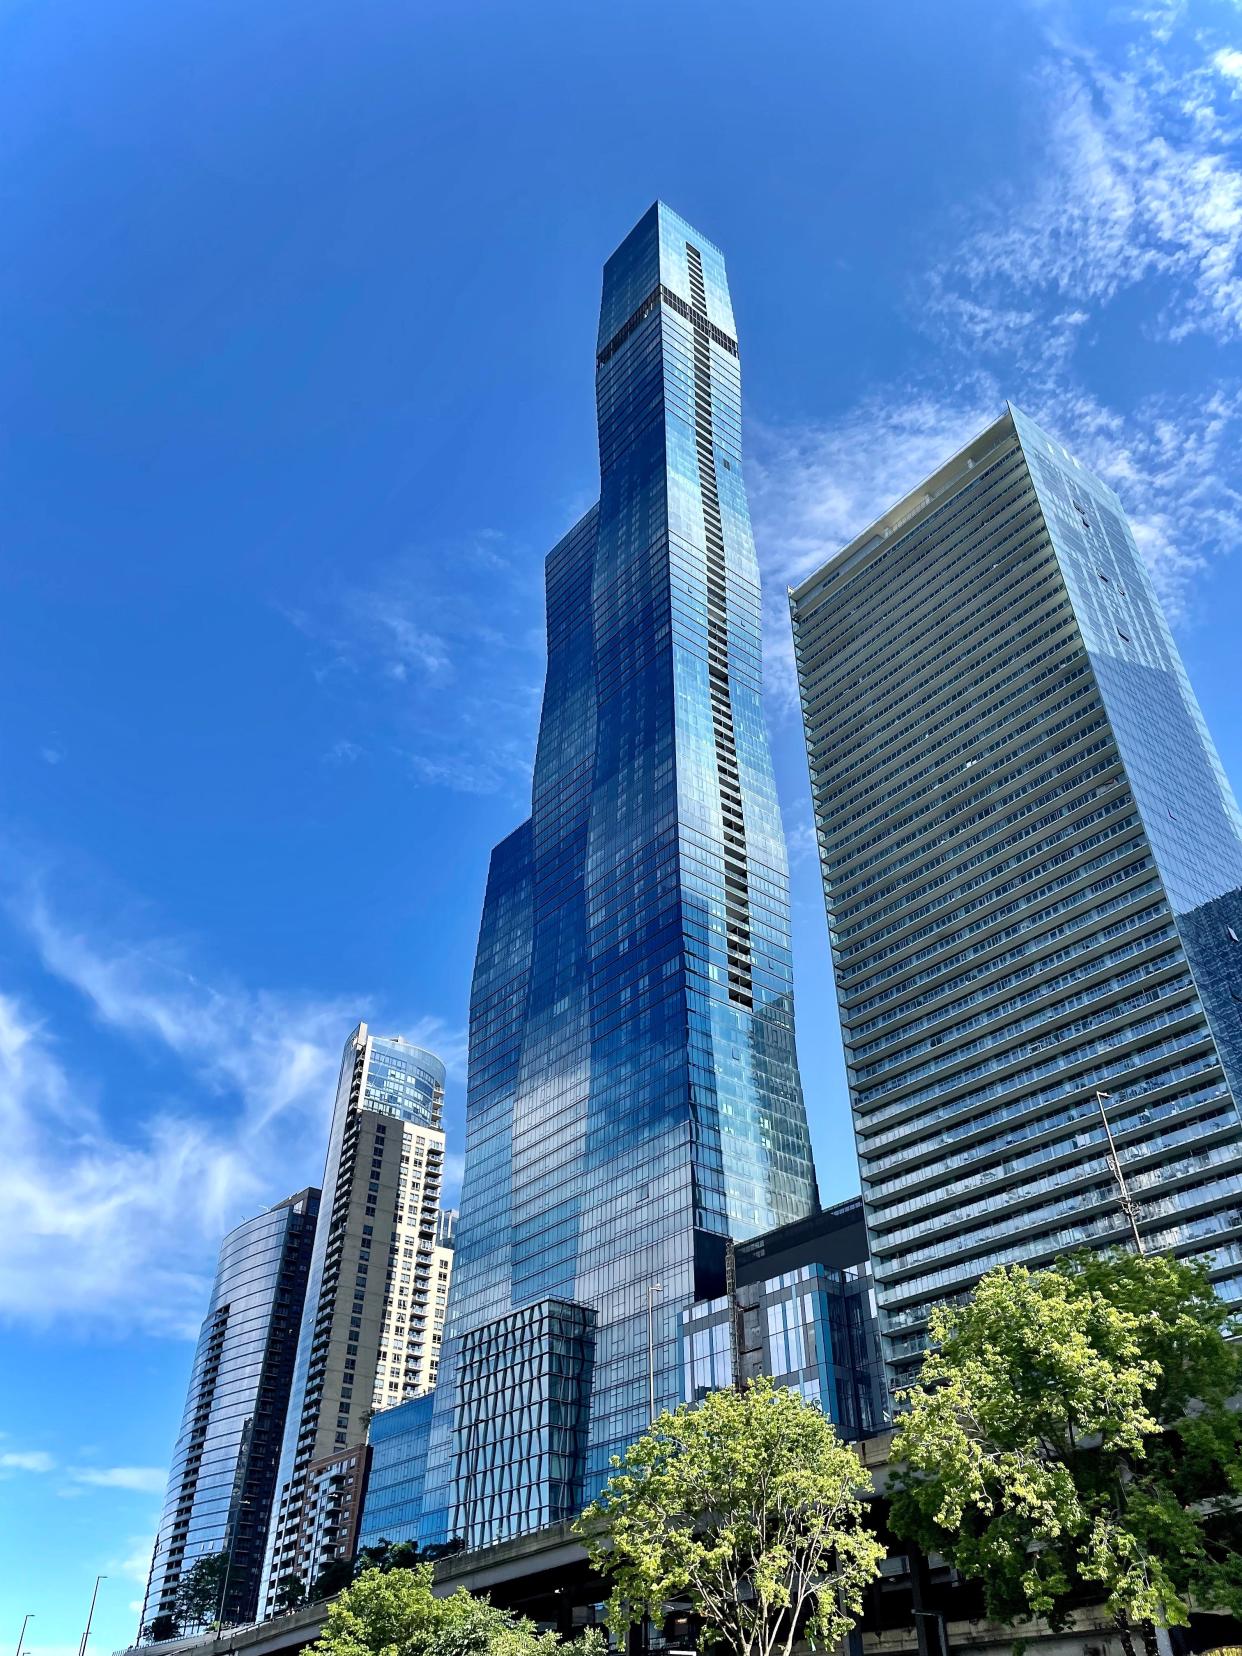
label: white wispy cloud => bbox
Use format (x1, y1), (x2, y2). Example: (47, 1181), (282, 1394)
(749, 379), (1242, 670)
(0, 1448), (55, 1473)
(356, 595), (455, 684)
(71, 1466), (167, 1493)
(284, 533), (545, 800)
(0, 892), (465, 1336)
(1035, 383), (1242, 613)
(928, 21), (1242, 353)
(0, 986), (312, 1337)
(114, 1533), (159, 1585)
(749, 4), (1242, 661)
(749, 392), (998, 595)
(22, 897), (357, 1137)
(782, 816), (820, 869)
(404, 733), (535, 797)
(748, 390), (997, 708)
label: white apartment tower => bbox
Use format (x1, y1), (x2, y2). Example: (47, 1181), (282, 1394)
(261, 1024), (454, 1610)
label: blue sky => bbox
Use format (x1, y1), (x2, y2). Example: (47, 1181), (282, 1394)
(3, 0), (1241, 1645)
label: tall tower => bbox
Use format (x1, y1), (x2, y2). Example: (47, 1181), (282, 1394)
(262, 1025), (452, 1609)
(139, 1188), (318, 1634)
(790, 406), (1242, 1394)
(422, 203), (818, 1552)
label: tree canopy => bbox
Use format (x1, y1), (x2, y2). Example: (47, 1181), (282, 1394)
(273, 1573), (307, 1613)
(354, 1538), (463, 1574)
(173, 1551), (229, 1631)
(577, 1376), (884, 1656)
(312, 1564), (600, 1656)
(890, 1249), (1242, 1634)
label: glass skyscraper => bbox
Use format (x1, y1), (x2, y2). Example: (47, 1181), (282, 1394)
(420, 202), (818, 1551)
(140, 1187), (319, 1634)
(356, 1393), (437, 1556)
(790, 405), (1242, 1392)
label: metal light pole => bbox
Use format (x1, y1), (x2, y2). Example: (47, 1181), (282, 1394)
(1096, 1090), (1144, 1254)
(913, 1610), (949, 1656)
(215, 1498), (252, 1637)
(646, 1282), (664, 1425)
(78, 1576), (106, 1656)
(15, 1615), (34, 1656)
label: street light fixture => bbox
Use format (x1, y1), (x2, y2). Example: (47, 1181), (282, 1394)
(1095, 1090), (1144, 1255)
(78, 1576), (107, 1656)
(15, 1615), (34, 1656)
(216, 1498), (253, 1638)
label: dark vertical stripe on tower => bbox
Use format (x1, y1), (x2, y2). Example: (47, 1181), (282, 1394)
(686, 241), (753, 1010)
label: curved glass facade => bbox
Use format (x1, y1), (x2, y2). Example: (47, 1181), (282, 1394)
(139, 1187), (318, 1632)
(420, 203), (818, 1552)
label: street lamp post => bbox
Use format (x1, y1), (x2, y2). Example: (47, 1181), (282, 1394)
(15, 1615), (34, 1656)
(646, 1282), (664, 1426)
(78, 1576), (106, 1656)
(642, 1282), (666, 1656)
(913, 1610), (949, 1656)
(1095, 1090), (1145, 1255)
(216, 1498), (253, 1637)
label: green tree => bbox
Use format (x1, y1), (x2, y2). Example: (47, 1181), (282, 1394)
(310, 1558), (357, 1601)
(174, 1551), (229, 1631)
(273, 1573), (307, 1614)
(576, 1376), (884, 1656)
(311, 1565), (580, 1656)
(891, 1250), (1242, 1640)
(353, 1537), (457, 1575)
(141, 1614), (179, 1643)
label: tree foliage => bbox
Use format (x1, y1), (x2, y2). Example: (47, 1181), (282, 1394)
(312, 1564), (601, 1656)
(174, 1551), (229, 1631)
(354, 1538), (463, 1574)
(311, 1559), (357, 1601)
(577, 1376), (884, 1656)
(891, 1250), (1242, 1633)
(273, 1573), (307, 1613)
(141, 1615), (179, 1643)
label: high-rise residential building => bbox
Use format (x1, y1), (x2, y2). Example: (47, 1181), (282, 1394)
(139, 1188), (319, 1634)
(790, 405), (1242, 1392)
(418, 202), (819, 1553)
(261, 1025), (453, 1610)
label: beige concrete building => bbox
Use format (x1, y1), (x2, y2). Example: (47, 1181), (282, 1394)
(261, 1024), (454, 1611)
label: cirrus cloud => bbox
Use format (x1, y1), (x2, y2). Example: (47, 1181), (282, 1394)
(0, 886), (465, 1338)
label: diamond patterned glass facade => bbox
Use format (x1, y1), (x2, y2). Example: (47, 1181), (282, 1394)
(791, 406), (1242, 1395)
(419, 203), (818, 1549)
(453, 1300), (596, 1547)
